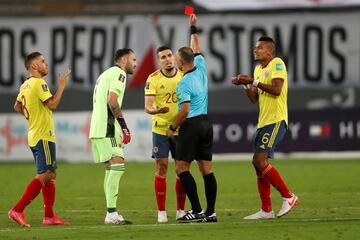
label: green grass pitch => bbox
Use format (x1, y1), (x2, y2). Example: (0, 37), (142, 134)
(0, 159), (359, 240)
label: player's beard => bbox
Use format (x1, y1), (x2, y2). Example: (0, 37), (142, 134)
(125, 64), (135, 74)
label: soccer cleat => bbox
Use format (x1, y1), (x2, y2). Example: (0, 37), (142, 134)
(203, 212), (218, 222)
(177, 210), (205, 223)
(277, 194), (299, 218)
(43, 215), (70, 225)
(243, 210), (275, 220)
(105, 212), (132, 225)
(157, 211), (168, 223)
(8, 209), (31, 228)
(176, 210), (186, 220)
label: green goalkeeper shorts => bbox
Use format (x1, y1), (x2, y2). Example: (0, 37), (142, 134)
(90, 137), (124, 163)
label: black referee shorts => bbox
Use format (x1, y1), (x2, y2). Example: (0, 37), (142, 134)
(176, 114), (213, 162)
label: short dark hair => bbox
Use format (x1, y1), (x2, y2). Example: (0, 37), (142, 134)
(156, 46), (172, 55)
(258, 36), (275, 43)
(177, 47), (194, 64)
(24, 52), (42, 70)
(114, 48), (134, 62)
(258, 36), (276, 53)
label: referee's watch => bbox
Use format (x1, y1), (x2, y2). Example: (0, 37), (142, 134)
(169, 125), (177, 132)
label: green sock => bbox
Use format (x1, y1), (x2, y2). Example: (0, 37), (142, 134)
(104, 166), (111, 196)
(105, 163), (125, 209)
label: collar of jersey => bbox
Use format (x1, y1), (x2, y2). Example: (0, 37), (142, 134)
(183, 67), (197, 76)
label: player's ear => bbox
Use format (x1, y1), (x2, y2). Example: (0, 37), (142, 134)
(120, 55), (128, 65)
(30, 62), (38, 70)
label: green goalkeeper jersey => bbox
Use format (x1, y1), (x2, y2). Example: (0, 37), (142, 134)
(89, 66), (127, 138)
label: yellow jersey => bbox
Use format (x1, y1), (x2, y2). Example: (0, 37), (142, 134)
(254, 57), (288, 128)
(145, 69), (183, 136)
(16, 77), (55, 147)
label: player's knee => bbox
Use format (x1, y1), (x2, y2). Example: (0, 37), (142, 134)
(175, 161), (189, 175)
(156, 165), (168, 177)
(37, 171), (56, 185)
(109, 156), (124, 164)
(197, 163), (212, 176)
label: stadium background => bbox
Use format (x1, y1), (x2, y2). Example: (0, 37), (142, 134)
(0, 0), (359, 161)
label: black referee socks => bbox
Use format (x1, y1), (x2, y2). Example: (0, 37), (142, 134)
(203, 172), (217, 216)
(179, 171), (202, 213)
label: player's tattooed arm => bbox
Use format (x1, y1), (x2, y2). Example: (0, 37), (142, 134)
(108, 91), (122, 118)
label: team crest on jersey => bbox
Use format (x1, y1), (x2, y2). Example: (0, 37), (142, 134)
(275, 63), (283, 71)
(118, 74), (126, 82)
(145, 81), (150, 89)
(153, 146), (159, 153)
(41, 84), (49, 92)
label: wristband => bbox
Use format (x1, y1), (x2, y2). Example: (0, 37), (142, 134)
(252, 80), (259, 87)
(190, 26), (198, 34)
(169, 125), (177, 131)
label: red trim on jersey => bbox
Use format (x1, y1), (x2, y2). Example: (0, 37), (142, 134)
(160, 69), (178, 78)
(145, 94), (156, 96)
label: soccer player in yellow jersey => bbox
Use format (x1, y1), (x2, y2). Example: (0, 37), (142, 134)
(8, 52), (71, 227)
(144, 46), (186, 223)
(232, 36), (298, 220)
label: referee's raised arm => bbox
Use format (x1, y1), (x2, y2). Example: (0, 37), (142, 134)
(189, 14), (200, 54)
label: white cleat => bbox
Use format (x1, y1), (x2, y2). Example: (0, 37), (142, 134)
(277, 194), (299, 218)
(105, 212), (132, 225)
(157, 211), (168, 223)
(243, 210), (275, 220)
(176, 210), (186, 220)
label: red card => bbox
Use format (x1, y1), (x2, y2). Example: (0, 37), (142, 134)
(184, 6), (194, 16)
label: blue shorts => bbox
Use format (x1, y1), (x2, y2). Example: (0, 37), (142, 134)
(152, 132), (177, 159)
(30, 140), (57, 174)
(254, 120), (287, 159)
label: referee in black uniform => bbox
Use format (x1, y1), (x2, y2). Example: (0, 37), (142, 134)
(166, 14), (217, 223)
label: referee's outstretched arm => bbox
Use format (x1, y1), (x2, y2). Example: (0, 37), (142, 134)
(189, 14), (200, 54)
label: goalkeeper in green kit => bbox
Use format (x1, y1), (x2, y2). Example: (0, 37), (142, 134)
(89, 48), (137, 225)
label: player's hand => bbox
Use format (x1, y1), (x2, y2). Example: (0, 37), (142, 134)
(58, 69), (71, 88)
(157, 107), (169, 114)
(121, 127), (131, 144)
(189, 14), (197, 26)
(231, 74), (253, 85)
(166, 129), (174, 137)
